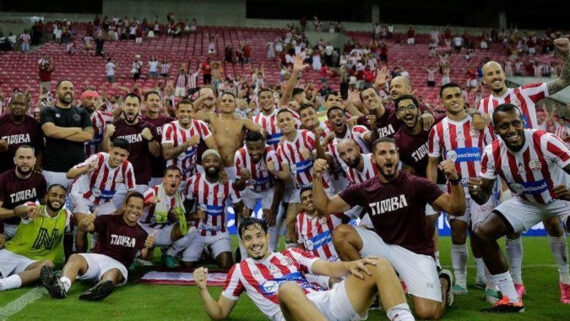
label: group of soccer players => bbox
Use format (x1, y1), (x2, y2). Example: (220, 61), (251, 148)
(0, 36), (570, 320)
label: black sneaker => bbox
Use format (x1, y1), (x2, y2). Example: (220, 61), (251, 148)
(480, 296), (525, 313)
(79, 280), (115, 301)
(41, 265), (66, 298)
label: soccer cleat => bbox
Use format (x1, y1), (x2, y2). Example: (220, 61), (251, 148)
(41, 265), (66, 299)
(560, 283), (570, 304)
(474, 275), (486, 290)
(485, 288), (501, 304)
(79, 281), (115, 301)
(452, 284), (468, 295)
(162, 255), (177, 268)
(481, 296), (524, 313)
(514, 284), (526, 300)
(439, 269), (454, 308)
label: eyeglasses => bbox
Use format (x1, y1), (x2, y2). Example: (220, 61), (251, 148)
(396, 104), (417, 114)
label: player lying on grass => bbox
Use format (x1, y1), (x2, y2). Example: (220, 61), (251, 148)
(193, 217), (416, 321)
(0, 184), (71, 291)
(41, 192), (158, 301)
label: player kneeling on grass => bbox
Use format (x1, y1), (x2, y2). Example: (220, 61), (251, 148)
(41, 192), (157, 301)
(193, 217), (416, 321)
(0, 185), (71, 291)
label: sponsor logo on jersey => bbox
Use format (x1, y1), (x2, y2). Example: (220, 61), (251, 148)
(9, 188), (37, 204)
(304, 230), (332, 251)
(377, 124), (395, 138)
(1, 133), (31, 145)
(368, 194), (409, 216)
(509, 179), (549, 195)
(447, 147), (481, 163)
(110, 234), (137, 247)
(259, 272), (317, 295)
(411, 142), (429, 162)
(529, 160), (542, 171)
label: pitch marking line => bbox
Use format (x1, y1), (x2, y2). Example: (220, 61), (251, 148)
(0, 287), (46, 321)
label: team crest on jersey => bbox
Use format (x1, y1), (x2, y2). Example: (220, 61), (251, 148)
(73, 114), (81, 121)
(280, 256), (294, 266)
(268, 264), (280, 274)
(446, 150), (458, 161)
(529, 160), (542, 171)
(470, 128), (480, 137)
(509, 183), (524, 195)
(305, 239), (314, 251)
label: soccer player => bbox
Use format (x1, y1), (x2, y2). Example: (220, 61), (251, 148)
(313, 137), (464, 319)
(103, 93), (160, 199)
(161, 99), (217, 189)
(67, 138), (135, 222)
(182, 150), (244, 269)
(41, 192), (156, 301)
(427, 83), (494, 296)
(140, 165), (196, 267)
(40, 80), (94, 188)
(0, 92), (43, 174)
(194, 217), (416, 321)
(0, 145), (47, 239)
(234, 131), (283, 251)
(253, 88), (283, 149)
(0, 184), (71, 291)
(81, 89), (112, 157)
(470, 103), (570, 311)
(478, 38), (570, 297)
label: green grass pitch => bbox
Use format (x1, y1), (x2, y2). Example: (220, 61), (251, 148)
(1, 236), (569, 321)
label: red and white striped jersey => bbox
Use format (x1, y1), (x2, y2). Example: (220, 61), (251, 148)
(162, 120), (212, 179)
(185, 173), (241, 236)
(428, 115), (493, 191)
(188, 71), (200, 89)
(70, 152), (135, 204)
(325, 125), (370, 170)
(141, 184), (186, 224)
(85, 110), (113, 156)
(253, 110), (283, 149)
(276, 129), (323, 189)
(175, 74), (187, 88)
(480, 129), (570, 204)
(234, 145), (278, 193)
(221, 248), (322, 319)
(478, 83), (548, 132)
(296, 212), (345, 261)
(344, 153), (380, 185)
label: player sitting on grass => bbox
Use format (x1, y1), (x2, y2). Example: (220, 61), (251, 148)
(0, 184), (71, 291)
(41, 192), (157, 301)
(193, 217), (417, 321)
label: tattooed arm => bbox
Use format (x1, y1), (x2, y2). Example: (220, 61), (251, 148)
(547, 38), (570, 95)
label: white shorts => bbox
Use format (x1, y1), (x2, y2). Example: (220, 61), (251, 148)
(425, 184), (446, 216)
(225, 167), (237, 181)
(77, 253), (129, 286)
(70, 195), (117, 216)
(355, 227), (442, 302)
(305, 281), (365, 321)
(42, 170), (73, 189)
(175, 87), (186, 97)
(242, 189), (274, 210)
(448, 197), (495, 227)
(494, 197), (570, 233)
(182, 231), (231, 262)
(0, 249), (35, 278)
(112, 184), (148, 209)
(139, 223), (197, 247)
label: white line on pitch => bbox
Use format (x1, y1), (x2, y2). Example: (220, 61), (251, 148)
(0, 287), (46, 321)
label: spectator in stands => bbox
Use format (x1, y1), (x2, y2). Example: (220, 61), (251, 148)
(201, 58), (212, 85)
(406, 26), (415, 45)
(39, 58), (55, 93)
(243, 42), (252, 64)
(174, 68), (188, 97)
(424, 64), (437, 87)
(453, 35), (463, 52)
(131, 55), (142, 81)
(207, 35), (218, 55)
(19, 30), (31, 52)
(148, 56), (159, 79)
(94, 33), (104, 56)
(7, 32), (17, 50)
(105, 58), (116, 83)
(373, 22), (381, 39)
(189, 18), (197, 33)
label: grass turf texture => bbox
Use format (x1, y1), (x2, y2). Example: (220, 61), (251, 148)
(1, 236), (569, 321)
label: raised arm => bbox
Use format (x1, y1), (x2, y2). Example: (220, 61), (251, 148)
(430, 160), (466, 215)
(312, 159), (351, 214)
(194, 267), (238, 320)
(280, 55), (307, 106)
(546, 38), (570, 95)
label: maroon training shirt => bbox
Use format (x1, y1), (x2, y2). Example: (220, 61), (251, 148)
(111, 119), (158, 184)
(339, 171), (443, 256)
(0, 169), (47, 226)
(93, 214), (148, 269)
(0, 114), (43, 173)
(141, 115), (174, 178)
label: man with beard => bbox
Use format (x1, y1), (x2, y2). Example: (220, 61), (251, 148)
(195, 92), (261, 180)
(141, 91), (174, 186)
(194, 217), (415, 321)
(0, 184), (71, 291)
(141, 166), (197, 268)
(234, 131), (283, 251)
(194, 87), (217, 114)
(427, 83), (495, 298)
(470, 104), (570, 311)
(162, 100), (217, 190)
(393, 95), (447, 268)
(0, 146), (47, 239)
(313, 138), (464, 319)
(81, 89), (113, 157)
(0, 92), (43, 173)
(103, 93), (160, 205)
(40, 80), (94, 188)
(478, 38), (570, 298)
(67, 138), (135, 222)
(183, 150), (244, 269)
(41, 192), (156, 301)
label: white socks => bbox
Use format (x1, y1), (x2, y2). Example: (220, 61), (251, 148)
(491, 271), (520, 303)
(505, 237), (523, 284)
(60, 276), (72, 293)
(475, 257), (486, 281)
(166, 232), (195, 257)
(0, 274), (22, 291)
(548, 234), (570, 284)
(451, 243), (468, 286)
(386, 303), (415, 321)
